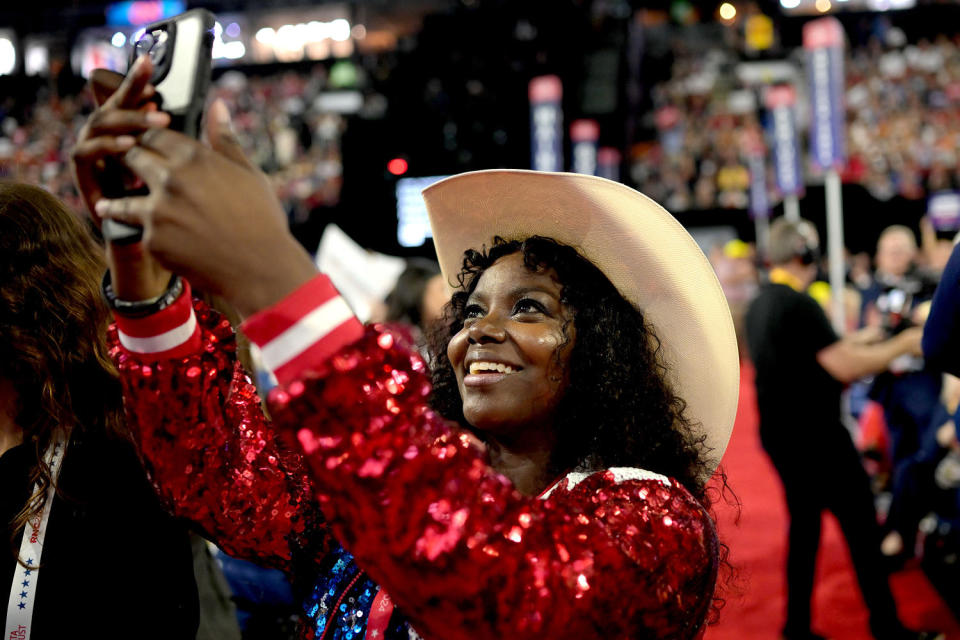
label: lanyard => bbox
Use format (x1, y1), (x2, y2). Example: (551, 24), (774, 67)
(367, 588), (394, 638)
(5, 439), (64, 640)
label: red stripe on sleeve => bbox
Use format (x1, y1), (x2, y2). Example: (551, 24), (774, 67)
(242, 274), (341, 347)
(113, 279), (195, 338)
(269, 318), (366, 386)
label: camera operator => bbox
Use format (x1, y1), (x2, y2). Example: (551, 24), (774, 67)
(745, 218), (939, 640)
(860, 227), (942, 559)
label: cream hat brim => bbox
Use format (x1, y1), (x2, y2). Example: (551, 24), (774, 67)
(423, 169), (739, 475)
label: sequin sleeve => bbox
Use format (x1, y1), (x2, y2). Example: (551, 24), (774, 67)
(266, 327), (719, 640)
(108, 296), (322, 573)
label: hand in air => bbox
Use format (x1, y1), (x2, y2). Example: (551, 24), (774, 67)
(71, 56), (173, 301)
(72, 56), (170, 218)
(94, 99), (317, 318)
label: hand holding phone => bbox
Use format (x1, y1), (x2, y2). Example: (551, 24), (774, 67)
(101, 9), (215, 244)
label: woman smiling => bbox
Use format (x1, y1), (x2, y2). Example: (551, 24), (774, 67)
(74, 59), (738, 639)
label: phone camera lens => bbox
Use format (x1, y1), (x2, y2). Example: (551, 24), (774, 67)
(148, 30), (168, 64)
(133, 32), (155, 58)
(134, 29), (168, 65)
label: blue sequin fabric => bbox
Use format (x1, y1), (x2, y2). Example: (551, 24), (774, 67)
(306, 543), (372, 639)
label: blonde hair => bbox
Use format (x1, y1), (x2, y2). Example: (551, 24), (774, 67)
(767, 218), (818, 266)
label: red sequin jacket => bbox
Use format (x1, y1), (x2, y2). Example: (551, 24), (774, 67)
(109, 274), (719, 640)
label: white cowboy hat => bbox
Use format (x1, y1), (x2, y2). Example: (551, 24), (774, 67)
(423, 169), (739, 474)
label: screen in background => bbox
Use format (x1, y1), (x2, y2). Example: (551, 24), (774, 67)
(396, 175), (449, 248)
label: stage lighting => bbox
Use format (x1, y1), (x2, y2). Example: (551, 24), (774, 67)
(255, 27), (276, 44)
(330, 19), (350, 42)
(0, 37), (16, 76)
(719, 3), (737, 20)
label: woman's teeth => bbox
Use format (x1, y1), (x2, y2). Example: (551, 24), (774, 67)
(469, 362), (515, 375)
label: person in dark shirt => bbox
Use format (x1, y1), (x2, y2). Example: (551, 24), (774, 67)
(745, 217), (939, 640)
(923, 240), (960, 379)
(860, 225), (938, 329)
(0, 182), (199, 638)
(860, 226), (941, 518)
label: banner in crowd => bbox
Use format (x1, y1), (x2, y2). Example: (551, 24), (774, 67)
(529, 75), (563, 172)
(803, 17), (846, 170)
(765, 85), (803, 197)
(570, 119), (599, 176)
(597, 147), (621, 182)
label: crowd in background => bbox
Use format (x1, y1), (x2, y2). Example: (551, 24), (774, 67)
(0, 64), (346, 224)
(0, 11), (958, 637)
(632, 30), (960, 211)
(6, 24), (960, 226)
(630, 46), (760, 212)
(711, 223), (960, 588)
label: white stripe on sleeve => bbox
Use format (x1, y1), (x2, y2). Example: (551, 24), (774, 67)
(118, 311), (199, 355)
(258, 296), (356, 372)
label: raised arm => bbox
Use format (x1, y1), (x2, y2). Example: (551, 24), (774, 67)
(108, 280), (325, 572)
(86, 112), (718, 637)
(816, 327), (923, 383)
(246, 275), (718, 640)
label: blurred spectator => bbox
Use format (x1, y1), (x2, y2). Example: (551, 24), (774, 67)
(745, 217), (932, 640)
(880, 373), (960, 566)
(633, 33), (960, 211)
(209, 69), (345, 224)
(710, 238), (759, 358)
(711, 238), (759, 304)
(0, 66), (345, 222)
(383, 257), (448, 339)
(861, 226), (941, 471)
(862, 225), (938, 327)
(909, 215), (960, 596)
(0, 182), (199, 638)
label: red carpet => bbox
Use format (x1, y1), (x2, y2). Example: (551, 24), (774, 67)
(705, 363), (960, 640)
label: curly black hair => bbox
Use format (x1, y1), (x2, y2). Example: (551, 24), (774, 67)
(426, 236), (713, 500)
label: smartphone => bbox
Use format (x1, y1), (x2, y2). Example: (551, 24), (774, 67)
(102, 9), (215, 244)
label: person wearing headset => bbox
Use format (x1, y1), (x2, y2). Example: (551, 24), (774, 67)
(745, 218), (939, 640)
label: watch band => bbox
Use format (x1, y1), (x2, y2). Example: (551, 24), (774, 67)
(101, 271), (184, 318)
